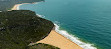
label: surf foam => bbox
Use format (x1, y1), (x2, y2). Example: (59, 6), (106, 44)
(54, 24), (97, 49)
(19, 4), (97, 49)
(36, 14), (45, 18)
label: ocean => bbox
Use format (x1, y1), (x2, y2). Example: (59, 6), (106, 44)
(19, 0), (111, 49)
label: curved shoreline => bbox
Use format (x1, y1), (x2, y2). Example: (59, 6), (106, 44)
(11, 4), (21, 10)
(37, 30), (83, 49)
(11, 3), (84, 49)
(11, 3), (32, 10)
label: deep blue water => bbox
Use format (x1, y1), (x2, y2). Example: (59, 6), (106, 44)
(20, 0), (111, 49)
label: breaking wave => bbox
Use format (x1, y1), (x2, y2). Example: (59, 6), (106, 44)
(54, 23), (97, 49)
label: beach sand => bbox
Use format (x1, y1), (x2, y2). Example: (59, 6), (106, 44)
(11, 4), (21, 10)
(11, 3), (30, 10)
(37, 30), (83, 49)
(12, 4), (83, 49)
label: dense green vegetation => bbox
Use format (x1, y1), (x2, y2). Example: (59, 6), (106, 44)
(0, 0), (44, 11)
(28, 43), (60, 49)
(0, 0), (59, 49)
(0, 10), (54, 49)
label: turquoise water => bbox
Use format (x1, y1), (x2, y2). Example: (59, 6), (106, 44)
(20, 0), (111, 49)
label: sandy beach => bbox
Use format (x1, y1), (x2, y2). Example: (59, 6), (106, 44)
(37, 30), (83, 49)
(11, 4), (21, 10)
(11, 3), (31, 10)
(12, 4), (83, 49)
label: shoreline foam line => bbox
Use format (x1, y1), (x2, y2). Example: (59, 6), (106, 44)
(17, 4), (21, 10)
(29, 10), (97, 49)
(54, 24), (97, 49)
(11, 4), (21, 10)
(18, 3), (97, 49)
(11, 3), (35, 10)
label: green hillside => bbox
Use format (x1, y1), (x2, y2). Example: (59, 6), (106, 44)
(0, 10), (54, 49)
(28, 43), (60, 49)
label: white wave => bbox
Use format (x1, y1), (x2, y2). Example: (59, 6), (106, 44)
(54, 21), (60, 24)
(17, 5), (20, 10)
(18, 3), (97, 49)
(54, 23), (97, 49)
(36, 14), (45, 18)
(17, 4), (22, 10)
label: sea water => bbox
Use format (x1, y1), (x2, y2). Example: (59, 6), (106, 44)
(20, 0), (111, 49)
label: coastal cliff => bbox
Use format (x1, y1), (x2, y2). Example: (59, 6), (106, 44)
(0, 10), (55, 49)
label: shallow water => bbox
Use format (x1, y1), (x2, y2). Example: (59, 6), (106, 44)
(20, 0), (111, 49)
